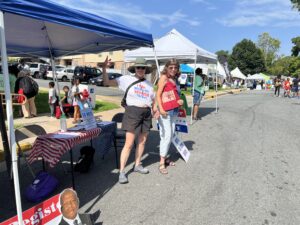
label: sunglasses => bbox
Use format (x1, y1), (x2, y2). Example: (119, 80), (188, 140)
(136, 66), (146, 70)
(168, 66), (178, 70)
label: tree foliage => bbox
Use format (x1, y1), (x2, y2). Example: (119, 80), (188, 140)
(291, 36), (300, 56)
(257, 32), (280, 68)
(291, 0), (300, 11)
(229, 39), (266, 75)
(268, 56), (300, 77)
(215, 50), (230, 63)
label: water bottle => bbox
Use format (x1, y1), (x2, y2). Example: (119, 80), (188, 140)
(60, 114), (67, 132)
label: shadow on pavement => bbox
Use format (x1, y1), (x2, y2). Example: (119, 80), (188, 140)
(198, 107), (218, 118)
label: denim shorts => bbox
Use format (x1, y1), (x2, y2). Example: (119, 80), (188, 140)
(193, 91), (203, 105)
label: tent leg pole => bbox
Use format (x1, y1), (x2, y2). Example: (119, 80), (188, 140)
(50, 58), (63, 112)
(153, 47), (160, 84)
(0, 10), (23, 223)
(215, 63), (218, 113)
(190, 51), (197, 124)
(0, 96), (11, 177)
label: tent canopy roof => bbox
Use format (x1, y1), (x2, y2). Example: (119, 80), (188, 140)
(180, 64), (194, 73)
(0, 0), (153, 58)
(124, 29), (217, 64)
(231, 67), (246, 80)
(217, 61), (226, 78)
(247, 73), (268, 80)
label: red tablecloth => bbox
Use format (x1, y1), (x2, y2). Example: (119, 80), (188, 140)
(28, 128), (101, 167)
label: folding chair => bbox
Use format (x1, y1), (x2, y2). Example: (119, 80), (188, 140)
(15, 124), (47, 178)
(111, 113), (125, 169)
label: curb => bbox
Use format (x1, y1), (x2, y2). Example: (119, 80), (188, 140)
(203, 89), (244, 100)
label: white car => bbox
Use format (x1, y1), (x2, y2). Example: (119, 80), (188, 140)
(47, 66), (74, 81)
(29, 63), (48, 78)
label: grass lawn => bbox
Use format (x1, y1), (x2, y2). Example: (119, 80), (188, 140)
(13, 90), (119, 117)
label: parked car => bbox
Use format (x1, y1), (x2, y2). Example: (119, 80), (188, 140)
(46, 67), (74, 81)
(29, 63), (49, 78)
(73, 66), (102, 83)
(42, 65), (66, 79)
(89, 72), (122, 86)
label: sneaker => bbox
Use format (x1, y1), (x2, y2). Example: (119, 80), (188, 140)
(133, 164), (149, 174)
(119, 172), (128, 184)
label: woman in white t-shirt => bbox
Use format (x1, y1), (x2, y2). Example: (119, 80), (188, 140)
(103, 57), (159, 184)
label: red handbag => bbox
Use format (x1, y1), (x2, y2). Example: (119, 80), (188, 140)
(17, 88), (26, 103)
(161, 81), (180, 111)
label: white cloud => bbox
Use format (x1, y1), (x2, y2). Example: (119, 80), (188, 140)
(218, 0), (300, 27)
(190, 0), (217, 10)
(56, 0), (201, 29)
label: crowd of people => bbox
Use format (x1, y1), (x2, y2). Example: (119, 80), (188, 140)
(274, 76), (300, 98)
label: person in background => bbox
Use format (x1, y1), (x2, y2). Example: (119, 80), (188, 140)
(60, 85), (73, 117)
(14, 70), (38, 118)
(156, 59), (183, 175)
(283, 78), (291, 98)
(17, 58), (30, 72)
(59, 188), (93, 225)
(292, 75), (299, 98)
(72, 78), (81, 124)
(252, 80), (257, 90)
(260, 80), (264, 89)
(103, 57), (158, 184)
(274, 77), (281, 97)
(192, 68), (205, 120)
(48, 81), (57, 118)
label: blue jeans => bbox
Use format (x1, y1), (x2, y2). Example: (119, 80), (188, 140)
(158, 108), (178, 157)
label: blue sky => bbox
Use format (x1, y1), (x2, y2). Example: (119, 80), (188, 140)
(57, 0), (300, 56)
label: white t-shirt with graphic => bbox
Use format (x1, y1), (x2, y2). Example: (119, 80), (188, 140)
(117, 75), (155, 107)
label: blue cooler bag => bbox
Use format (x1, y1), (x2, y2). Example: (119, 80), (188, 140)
(24, 171), (58, 202)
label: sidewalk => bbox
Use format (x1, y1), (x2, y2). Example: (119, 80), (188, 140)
(0, 88), (244, 155)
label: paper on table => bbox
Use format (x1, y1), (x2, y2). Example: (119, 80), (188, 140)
(67, 126), (84, 131)
(51, 132), (81, 139)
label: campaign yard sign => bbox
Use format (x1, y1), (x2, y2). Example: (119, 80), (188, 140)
(172, 133), (190, 162)
(174, 117), (188, 133)
(0, 194), (62, 225)
(174, 108), (188, 133)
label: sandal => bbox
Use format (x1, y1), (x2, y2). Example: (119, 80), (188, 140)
(165, 159), (175, 166)
(159, 164), (168, 174)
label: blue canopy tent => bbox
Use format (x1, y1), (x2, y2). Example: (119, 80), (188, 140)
(0, 0), (153, 223)
(180, 64), (193, 73)
(0, 0), (153, 57)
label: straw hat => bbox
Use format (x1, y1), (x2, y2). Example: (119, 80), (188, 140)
(128, 58), (153, 74)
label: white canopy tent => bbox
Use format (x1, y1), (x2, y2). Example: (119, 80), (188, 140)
(217, 61), (227, 79)
(124, 29), (218, 121)
(231, 67), (246, 80)
(124, 29), (217, 64)
(246, 73), (265, 80)
(0, 0), (153, 223)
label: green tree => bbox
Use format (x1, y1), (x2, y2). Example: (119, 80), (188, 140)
(291, 0), (300, 11)
(229, 39), (266, 75)
(268, 56), (300, 77)
(215, 50), (230, 62)
(257, 32), (280, 68)
(291, 36), (300, 56)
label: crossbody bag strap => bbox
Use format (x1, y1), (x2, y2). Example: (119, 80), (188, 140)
(123, 78), (145, 101)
